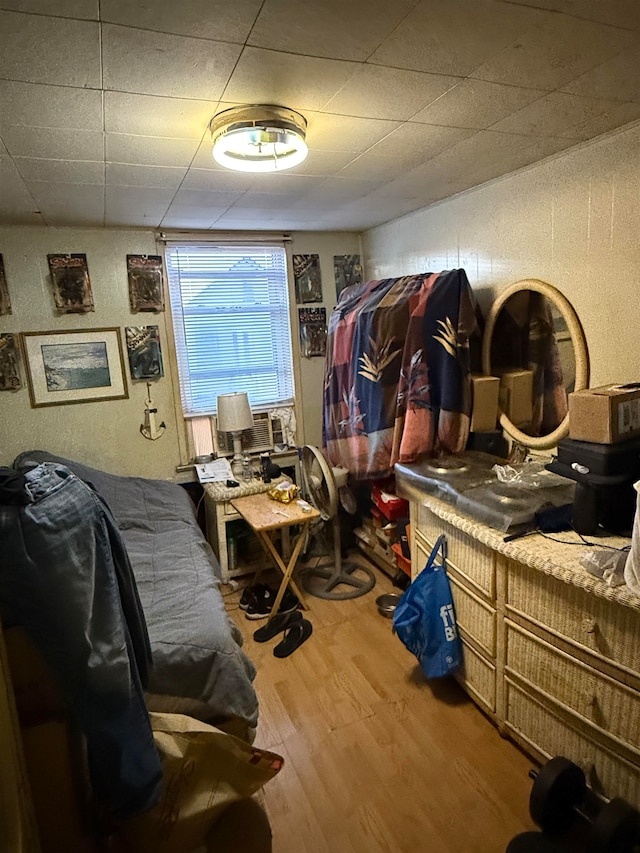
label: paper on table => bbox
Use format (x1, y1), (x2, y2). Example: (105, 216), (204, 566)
(196, 458), (234, 483)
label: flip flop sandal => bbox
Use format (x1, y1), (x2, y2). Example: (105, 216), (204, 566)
(253, 609), (303, 643)
(273, 619), (313, 658)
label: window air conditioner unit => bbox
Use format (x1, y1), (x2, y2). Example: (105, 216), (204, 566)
(213, 411), (274, 457)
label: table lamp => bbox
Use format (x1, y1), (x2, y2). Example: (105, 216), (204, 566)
(217, 392), (253, 476)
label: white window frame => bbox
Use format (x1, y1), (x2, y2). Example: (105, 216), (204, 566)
(164, 242), (296, 418)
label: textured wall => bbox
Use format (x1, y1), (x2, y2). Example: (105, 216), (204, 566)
(362, 121), (640, 389)
(0, 226), (360, 475)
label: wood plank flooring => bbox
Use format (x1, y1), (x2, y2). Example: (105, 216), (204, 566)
(226, 558), (536, 853)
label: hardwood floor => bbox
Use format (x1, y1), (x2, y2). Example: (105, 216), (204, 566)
(226, 558), (536, 853)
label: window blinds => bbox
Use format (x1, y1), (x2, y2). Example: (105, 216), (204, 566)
(165, 243), (295, 416)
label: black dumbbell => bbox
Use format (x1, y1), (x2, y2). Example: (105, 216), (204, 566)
(528, 756), (640, 852)
(506, 831), (565, 852)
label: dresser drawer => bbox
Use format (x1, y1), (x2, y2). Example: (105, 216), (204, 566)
(506, 621), (640, 755)
(456, 640), (496, 715)
(504, 678), (640, 803)
(449, 573), (496, 659)
(415, 507), (495, 598)
(506, 560), (640, 678)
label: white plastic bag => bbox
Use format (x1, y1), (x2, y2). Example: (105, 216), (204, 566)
(624, 481), (640, 595)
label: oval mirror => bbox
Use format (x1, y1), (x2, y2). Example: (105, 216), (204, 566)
(481, 279), (590, 449)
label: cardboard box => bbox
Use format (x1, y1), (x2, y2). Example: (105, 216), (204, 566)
(470, 374), (500, 432)
(498, 370), (533, 427)
(569, 383), (640, 444)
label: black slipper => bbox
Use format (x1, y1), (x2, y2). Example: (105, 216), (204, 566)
(253, 609), (302, 643)
(273, 619), (313, 658)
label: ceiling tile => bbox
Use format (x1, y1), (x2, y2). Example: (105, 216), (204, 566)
(243, 174), (325, 195)
(14, 158), (104, 184)
(0, 156), (37, 206)
(160, 210), (228, 229)
(181, 168), (255, 192)
(106, 163), (186, 189)
(170, 188), (242, 207)
(338, 124), (476, 180)
(0, 0), (98, 15)
(2, 127), (104, 161)
(323, 65), (460, 121)
(0, 11), (100, 87)
(248, 0), (417, 61)
(292, 177), (382, 207)
(104, 92), (218, 139)
(490, 92), (640, 140)
(306, 114), (400, 153)
(289, 148), (358, 177)
(101, 0), (261, 41)
(106, 134), (201, 167)
(105, 186), (175, 207)
(559, 45), (640, 102)
(0, 208), (43, 225)
(226, 181), (324, 208)
(104, 207), (169, 227)
(411, 80), (545, 129)
(102, 24), (241, 100)
(471, 14), (639, 91)
(368, 0), (541, 76)
(28, 182), (105, 226)
(223, 48), (357, 113)
(499, 0), (640, 31)
(28, 179), (102, 204)
(0, 81), (103, 132)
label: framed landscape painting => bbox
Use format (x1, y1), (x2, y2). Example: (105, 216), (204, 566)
(22, 328), (128, 407)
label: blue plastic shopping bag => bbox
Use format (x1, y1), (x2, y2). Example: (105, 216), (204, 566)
(392, 534), (462, 678)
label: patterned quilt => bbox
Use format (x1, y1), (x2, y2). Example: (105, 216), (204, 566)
(322, 269), (481, 480)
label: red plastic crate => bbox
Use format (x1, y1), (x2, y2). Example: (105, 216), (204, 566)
(371, 485), (409, 522)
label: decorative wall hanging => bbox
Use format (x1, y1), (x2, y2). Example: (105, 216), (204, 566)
(125, 325), (164, 380)
(334, 254), (363, 300)
(140, 382), (166, 441)
(127, 255), (165, 312)
(293, 254), (322, 304)
(0, 333), (21, 390)
(298, 307), (327, 358)
(0, 255), (12, 316)
(22, 328), (128, 408)
(47, 254), (94, 314)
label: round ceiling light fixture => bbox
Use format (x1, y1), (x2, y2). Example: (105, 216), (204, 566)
(209, 104), (308, 173)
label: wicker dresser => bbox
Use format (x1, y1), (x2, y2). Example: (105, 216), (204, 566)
(409, 493), (640, 803)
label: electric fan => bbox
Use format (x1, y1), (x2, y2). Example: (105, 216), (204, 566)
(299, 445), (376, 600)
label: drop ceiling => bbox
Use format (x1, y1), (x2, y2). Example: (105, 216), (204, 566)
(1, 0), (640, 232)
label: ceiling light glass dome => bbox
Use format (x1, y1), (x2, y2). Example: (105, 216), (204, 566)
(209, 104), (308, 173)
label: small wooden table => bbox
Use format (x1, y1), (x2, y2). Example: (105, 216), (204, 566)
(231, 493), (321, 618)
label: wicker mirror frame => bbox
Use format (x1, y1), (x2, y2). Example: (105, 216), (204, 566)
(481, 279), (590, 450)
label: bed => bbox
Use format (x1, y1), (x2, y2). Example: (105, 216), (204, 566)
(11, 450), (259, 743)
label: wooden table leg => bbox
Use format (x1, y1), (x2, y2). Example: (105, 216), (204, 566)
(256, 523), (310, 619)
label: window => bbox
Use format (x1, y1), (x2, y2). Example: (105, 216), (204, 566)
(165, 243), (295, 416)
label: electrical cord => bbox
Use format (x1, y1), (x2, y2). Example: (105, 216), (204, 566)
(536, 527), (631, 551)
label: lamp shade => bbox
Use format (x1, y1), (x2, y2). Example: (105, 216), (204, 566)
(217, 392), (253, 433)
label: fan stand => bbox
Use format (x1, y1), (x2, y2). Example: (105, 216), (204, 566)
(299, 445), (376, 600)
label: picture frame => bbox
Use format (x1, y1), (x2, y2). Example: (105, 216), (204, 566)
(47, 253), (95, 314)
(0, 333), (21, 390)
(127, 254), (165, 312)
(21, 328), (128, 408)
(293, 254), (322, 304)
(0, 255), (12, 316)
(334, 254), (363, 300)
(125, 325), (164, 380)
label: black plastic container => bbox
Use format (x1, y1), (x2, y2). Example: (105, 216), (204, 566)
(555, 435), (640, 477)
